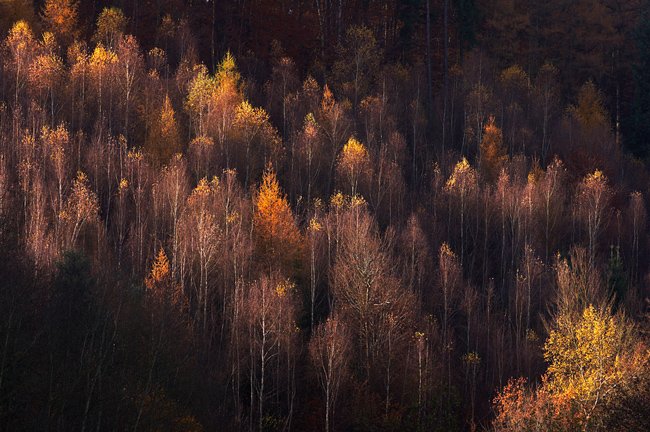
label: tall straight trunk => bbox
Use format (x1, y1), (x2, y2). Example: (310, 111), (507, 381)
(426, 0), (433, 130)
(212, 0), (216, 71)
(442, 0), (449, 161)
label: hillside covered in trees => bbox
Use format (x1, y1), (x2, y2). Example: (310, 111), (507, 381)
(1, 0), (650, 431)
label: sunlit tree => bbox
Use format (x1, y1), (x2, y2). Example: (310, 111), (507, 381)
(253, 165), (302, 274)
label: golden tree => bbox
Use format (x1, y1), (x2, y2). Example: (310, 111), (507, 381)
(494, 306), (646, 432)
(254, 165), (302, 273)
(145, 247), (170, 290)
(544, 305), (633, 429)
(445, 157), (478, 266)
(145, 247), (185, 309)
(232, 101), (281, 186)
(147, 95), (181, 164)
(480, 116), (507, 183)
(336, 137), (370, 196)
(88, 43), (117, 117)
(5, 20), (37, 106)
(185, 64), (216, 137)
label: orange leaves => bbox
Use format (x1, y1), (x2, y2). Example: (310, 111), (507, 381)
(215, 51), (240, 93)
(143, 247), (187, 311)
(28, 50), (63, 93)
(88, 42), (117, 110)
(5, 20), (37, 101)
(254, 165), (302, 272)
(160, 96), (177, 138)
(41, 124), (69, 163)
(145, 247), (170, 290)
(480, 116), (507, 182)
(41, 0), (78, 44)
(6, 20), (36, 55)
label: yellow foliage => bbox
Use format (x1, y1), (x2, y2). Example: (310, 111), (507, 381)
(7, 20), (36, 59)
(274, 280), (295, 298)
(191, 177), (218, 198)
(341, 137), (368, 165)
(186, 65), (216, 117)
(439, 242), (456, 260)
(445, 157), (477, 193)
(89, 44), (117, 73)
(146, 248), (170, 290)
(41, 32), (56, 51)
(127, 149), (143, 161)
(463, 351), (481, 365)
(215, 51), (240, 91)
(544, 305), (630, 422)
(308, 217), (322, 232)
(350, 194), (366, 208)
(29, 52), (63, 91)
(303, 113), (318, 139)
(585, 169), (605, 186)
(330, 191), (345, 209)
(234, 101), (271, 131)
(337, 137), (370, 195)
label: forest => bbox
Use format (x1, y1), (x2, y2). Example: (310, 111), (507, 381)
(0, 0), (649, 431)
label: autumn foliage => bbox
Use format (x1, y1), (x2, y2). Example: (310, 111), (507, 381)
(0, 3), (649, 432)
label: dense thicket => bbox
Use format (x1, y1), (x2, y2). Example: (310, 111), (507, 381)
(0, 1), (649, 431)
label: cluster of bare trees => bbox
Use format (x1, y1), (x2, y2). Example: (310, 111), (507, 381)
(0, 3), (648, 431)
